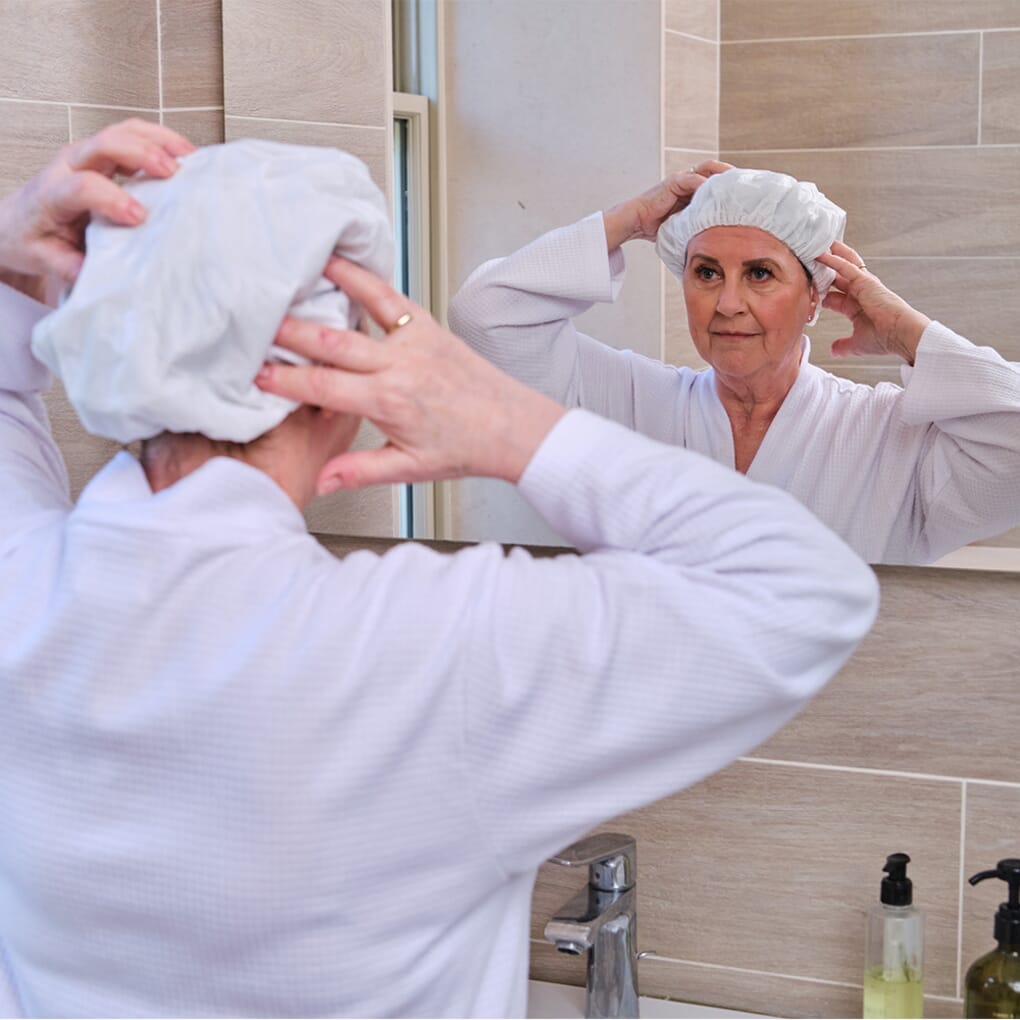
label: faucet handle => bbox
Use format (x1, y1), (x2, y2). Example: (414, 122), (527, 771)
(549, 832), (636, 891)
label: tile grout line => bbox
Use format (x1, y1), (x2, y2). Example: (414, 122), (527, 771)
(664, 27), (716, 45)
(741, 755), (1020, 788)
(856, 256), (1020, 261)
(714, 0), (720, 158)
(66, 105), (73, 144)
(528, 938), (966, 1003)
(658, 0), (665, 365)
(226, 114), (389, 131)
(722, 143), (1020, 154)
(977, 32), (984, 147)
(722, 27), (1017, 45)
(528, 938), (863, 990)
(0, 98), (159, 112)
(957, 780), (968, 998)
(155, 0), (165, 125)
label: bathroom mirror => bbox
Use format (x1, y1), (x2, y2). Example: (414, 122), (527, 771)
(216, 0), (1020, 566)
(427, 0), (1020, 567)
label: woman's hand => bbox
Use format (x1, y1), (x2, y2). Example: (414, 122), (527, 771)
(818, 241), (931, 366)
(0, 118), (195, 300)
(602, 160), (734, 252)
(256, 257), (566, 493)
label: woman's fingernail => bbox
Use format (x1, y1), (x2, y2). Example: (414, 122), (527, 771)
(318, 476), (342, 495)
(254, 365), (273, 386)
(126, 200), (146, 223)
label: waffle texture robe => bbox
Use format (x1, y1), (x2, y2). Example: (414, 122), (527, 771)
(0, 282), (876, 1018)
(448, 212), (1020, 565)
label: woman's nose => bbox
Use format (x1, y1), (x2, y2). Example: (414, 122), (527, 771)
(715, 279), (747, 317)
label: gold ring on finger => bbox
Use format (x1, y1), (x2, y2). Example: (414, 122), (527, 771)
(386, 312), (413, 333)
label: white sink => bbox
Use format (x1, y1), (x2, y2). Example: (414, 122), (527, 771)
(527, 979), (767, 1018)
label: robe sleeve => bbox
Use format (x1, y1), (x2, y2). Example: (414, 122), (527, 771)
(898, 322), (1020, 561)
(454, 409), (879, 873)
(0, 282), (70, 542)
(447, 212), (682, 431)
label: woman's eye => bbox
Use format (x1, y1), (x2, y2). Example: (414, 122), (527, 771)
(694, 265), (718, 281)
(748, 266), (773, 281)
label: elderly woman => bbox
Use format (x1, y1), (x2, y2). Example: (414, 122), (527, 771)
(0, 124), (877, 1017)
(448, 165), (1020, 565)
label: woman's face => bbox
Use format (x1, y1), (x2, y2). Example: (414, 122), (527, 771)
(682, 226), (818, 389)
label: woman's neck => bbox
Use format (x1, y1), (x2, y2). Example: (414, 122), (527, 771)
(714, 352), (803, 473)
(140, 429), (317, 509)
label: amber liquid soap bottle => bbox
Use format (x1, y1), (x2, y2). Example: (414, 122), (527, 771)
(965, 859), (1020, 1019)
(863, 852), (924, 1018)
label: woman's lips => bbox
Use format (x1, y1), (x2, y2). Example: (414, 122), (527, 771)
(711, 331), (759, 338)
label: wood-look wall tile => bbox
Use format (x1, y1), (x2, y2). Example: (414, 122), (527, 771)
(224, 116), (388, 192)
(69, 107), (159, 141)
(0, 101), (69, 197)
(754, 567), (1020, 779)
(722, 0), (1020, 41)
(665, 0), (718, 41)
(222, 0), (387, 127)
(721, 34), (979, 150)
(718, 148), (1020, 257)
(43, 383), (122, 500)
(972, 524), (1020, 550)
(982, 30), (1020, 144)
(304, 422), (399, 538)
(71, 108), (222, 148)
(530, 940), (967, 1018)
(530, 762), (962, 995)
(0, 0), (159, 107)
(661, 148), (714, 368)
(162, 109), (225, 147)
(962, 784), (1020, 998)
(807, 257), (1020, 386)
(663, 270), (707, 369)
(664, 33), (718, 152)
(160, 0), (224, 108)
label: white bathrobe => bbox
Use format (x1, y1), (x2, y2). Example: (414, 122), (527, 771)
(448, 213), (1020, 565)
(0, 282), (876, 1018)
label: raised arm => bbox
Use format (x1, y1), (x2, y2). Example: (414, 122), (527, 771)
(258, 257), (880, 873)
(820, 245), (1020, 561)
(0, 119), (194, 537)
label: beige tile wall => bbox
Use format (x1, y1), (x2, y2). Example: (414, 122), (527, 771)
(663, 1), (719, 368)
(529, 563), (1020, 1018)
(0, 1), (396, 538)
(715, 3), (1020, 554)
(0, 0), (226, 500)
(222, 0), (397, 538)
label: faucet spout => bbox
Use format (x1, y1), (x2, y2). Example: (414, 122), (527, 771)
(543, 834), (639, 1019)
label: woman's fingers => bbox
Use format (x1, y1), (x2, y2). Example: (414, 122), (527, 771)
(821, 288), (859, 319)
(274, 317), (388, 372)
(51, 169), (148, 227)
(318, 445), (421, 492)
(256, 361), (378, 418)
(322, 256), (419, 336)
(68, 120), (195, 178)
(690, 159), (735, 178)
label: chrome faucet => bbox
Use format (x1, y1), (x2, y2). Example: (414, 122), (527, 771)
(544, 832), (639, 1019)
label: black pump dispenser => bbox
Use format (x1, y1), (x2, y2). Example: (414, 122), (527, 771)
(969, 858), (1020, 947)
(881, 852), (914, 907)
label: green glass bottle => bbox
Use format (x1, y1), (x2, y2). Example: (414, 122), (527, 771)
(965, 859), (1020, 1019)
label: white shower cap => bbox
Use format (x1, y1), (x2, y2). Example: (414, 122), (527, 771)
(656, 168), (846, 319)
(31, 138), (393, 444)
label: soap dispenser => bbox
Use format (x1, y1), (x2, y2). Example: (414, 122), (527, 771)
(965, 858), (1020, 1019)
(863, 852), (924, 1019)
